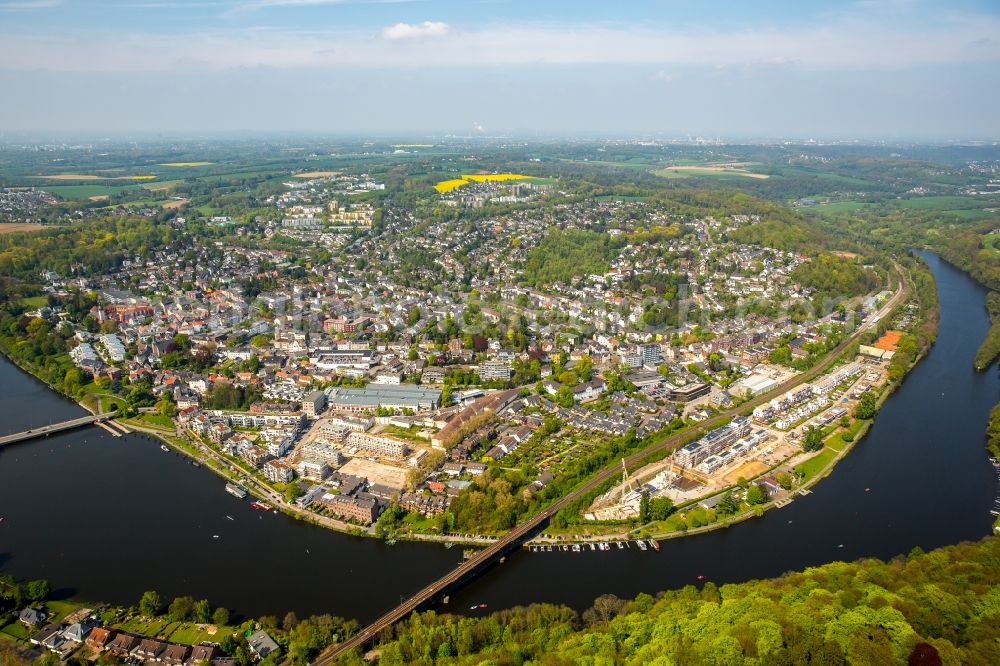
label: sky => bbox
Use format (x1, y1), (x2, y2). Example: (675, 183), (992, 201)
(1, 0), (999, 139)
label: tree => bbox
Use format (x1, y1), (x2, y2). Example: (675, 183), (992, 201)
(639, 490), (651, 523)
(776, 472), (793, 490)
(285, 482), (303, 503)
(212, 606), (230, 627)
(803, 425), (824, 452)
(139, 590), (161, 617)
(25, 579), (50, 603)
(168, 596), (195, 622)
(717, 492), (739, 516)
(855, 391), (878, 420)
(283, 611), (300, 632)
(746, 484), (768, 505)
(193, 599), (212, 623)
(649, 496), (675, 521)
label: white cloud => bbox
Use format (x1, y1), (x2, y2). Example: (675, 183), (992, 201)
(381, 21), (450, 41)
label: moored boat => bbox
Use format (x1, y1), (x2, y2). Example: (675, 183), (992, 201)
(225, 482), (248, 499)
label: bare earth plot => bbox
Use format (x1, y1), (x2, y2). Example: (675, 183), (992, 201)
(339, 458), (408, 490)
(294, 171), (339, 178)
(0, 223), (45, 234)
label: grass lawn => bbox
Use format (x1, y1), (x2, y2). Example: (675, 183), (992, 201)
(46, 599), (86, 623)
(0, 622), (31, 641)
(78, 383), (127, 412)
(795, 446), (838, 482)
(162, 622), (230, 645)
(117, 616), (172, 638)
(21, 295), (49, 308)
(138, 412), (175, 429)
(380, 424), (429, 443)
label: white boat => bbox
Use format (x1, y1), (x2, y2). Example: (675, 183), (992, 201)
(160, 444), (169, 452)
(589, 543), (596, 551)
(572, 544), (581, 552)
(616, 542), (624, 549)
(637, 540), (648, 551)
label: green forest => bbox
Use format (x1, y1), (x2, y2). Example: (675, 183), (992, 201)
(790, 253), (880, 302)
(337, 537), (1000, 666)
(522, 229), (617, 286)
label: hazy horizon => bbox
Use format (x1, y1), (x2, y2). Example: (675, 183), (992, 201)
(2, 0), (999, 139)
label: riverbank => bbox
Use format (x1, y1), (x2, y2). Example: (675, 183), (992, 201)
(0, 264), (917, 550)
(533, 260), (928, 545)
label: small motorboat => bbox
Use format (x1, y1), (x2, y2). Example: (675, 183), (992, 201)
(212, 535), (220, 539)
(697, 575), (706, 581)
(160, 445), (169, 452)
(226, 515), (234, 521)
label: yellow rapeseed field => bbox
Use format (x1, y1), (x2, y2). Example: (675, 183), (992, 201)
(131, 175), (157, 180)
(433, 173), (535, 193)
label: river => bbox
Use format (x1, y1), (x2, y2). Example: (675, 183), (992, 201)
(1, 252), (997, 623)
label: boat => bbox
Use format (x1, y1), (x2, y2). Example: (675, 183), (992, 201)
(546, 545), (552, 552)
(572, 544), (581, 552)
(697, 575), (706, 581)
(225, 515), (234, 521)
(649, 539), (660, 552)
(212, 535), (220, 539)
(616, 542), (624, 550)
(192, 462), (200, 468)
(160, 444), (169, 452)
(479, 603), (488, 608)
(225, 482), (248, 499)
(636, 540), (648, 551)
(589, 543), (596, 551)
(444, 542), (454, 549)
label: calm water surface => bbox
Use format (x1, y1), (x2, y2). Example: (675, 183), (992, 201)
(1, 252), (997, 623)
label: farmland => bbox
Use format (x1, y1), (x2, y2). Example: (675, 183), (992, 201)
(434, 173), (539, 193)
(653, 164), (770, 180)
(0, 223), (45, 234)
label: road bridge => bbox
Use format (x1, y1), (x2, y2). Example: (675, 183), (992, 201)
(0, 412), (118, 447)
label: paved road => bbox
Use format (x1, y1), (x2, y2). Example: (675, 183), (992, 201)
(312, 269), (909, 663)
(0, 412), (117, 447)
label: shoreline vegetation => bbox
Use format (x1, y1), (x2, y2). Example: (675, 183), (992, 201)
(0, 573), (358, 666)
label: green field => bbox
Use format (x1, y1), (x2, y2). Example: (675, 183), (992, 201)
(776, 166), (878, 187)
(44, 184), (141, 199)
(794, 446), (838, 482)
(809, 201), (876, 214)
(137, 412), (174, 429)
(22, 295), (48, 308)
(896, 195), (990, 210)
